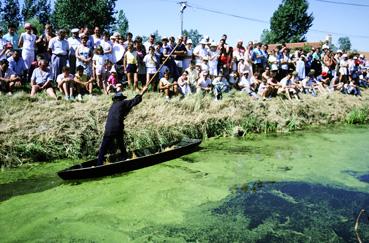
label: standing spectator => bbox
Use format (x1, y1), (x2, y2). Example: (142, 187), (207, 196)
(339, 54), (349, 83)
(134, 36), (146, 87)
(92, 27), (102, 48)
(68, 28), (81, 74)
(92, 45), (107, 92)
(208, 42), (220, 78)
(278, 48), (290, 80)
(183, 39), (193, 70)
(100, 31), (113, 62)
(80, 27), (94, 49)
(7, 50), (27, 82)
(123, 43), (138, 90)
(30, 59), (57, 98)
(76, 34), (93, 79)
(162, 36), (179, 81)
(18, 23), (36, 71)
(0, 29), (9, 60)
(193, 39), (208, 65)
(124, 32), (133, 48)
(233, 40), (245, 62)
(173, 36), (187, 75)
(48, 29), (69, 81)
(36, 24), (55, 62)
(295, 56), (306, 80)
(3, 24), (19, 50)
(143, 46), (158, 91)
(144, 34), (156, 52)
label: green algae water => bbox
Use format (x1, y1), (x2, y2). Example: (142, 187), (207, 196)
(1, 126), (369, 242)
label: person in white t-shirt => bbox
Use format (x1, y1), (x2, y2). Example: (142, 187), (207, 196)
(143, 46), (158, 91)
(92, 45), (107, 91)
(238, 71), (257, 98)
(193, 39), (208, 65)
(18, 23), (36, 70)
(208, 42), (220, 78)
(57, 66), (75, 100)
(196, 71), (212, 93)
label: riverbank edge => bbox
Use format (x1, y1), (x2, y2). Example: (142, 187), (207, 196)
(1, 91), (368, 167)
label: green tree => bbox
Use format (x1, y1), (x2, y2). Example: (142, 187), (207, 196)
(35, 0), (51, 25)
(183, 29), (202, 47)
(21, 0), (37, 22)
(338, 37), (351, 51)
(52, 0), (117, 30)
(261, 0), (313, 44)
(0, 0), (21, 29)
(112, 9), (129, 36)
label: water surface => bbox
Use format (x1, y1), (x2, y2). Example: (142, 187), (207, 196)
(1, 125), (369, 242)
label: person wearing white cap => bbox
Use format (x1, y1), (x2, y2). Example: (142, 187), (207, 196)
(67, 28), (81, 74)
(208, 42), (220, 78)
(193, 38), (208, 65)
(182, 39), (193, 70)
(18, 23), (36, 71)
(339, 53), (349, 83)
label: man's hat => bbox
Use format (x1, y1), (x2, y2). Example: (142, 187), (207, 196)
(112, 92), (127, 101)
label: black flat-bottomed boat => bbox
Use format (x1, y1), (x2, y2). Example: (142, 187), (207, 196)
(57, 139), (201, 180)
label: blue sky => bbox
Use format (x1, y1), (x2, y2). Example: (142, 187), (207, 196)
(115, 0), (369, 51)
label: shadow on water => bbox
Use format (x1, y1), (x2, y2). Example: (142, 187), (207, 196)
(0, 174), (63, 202)
(131, 181), (369, 243)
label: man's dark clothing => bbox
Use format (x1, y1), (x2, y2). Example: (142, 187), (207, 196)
(97, 94), (142, 165)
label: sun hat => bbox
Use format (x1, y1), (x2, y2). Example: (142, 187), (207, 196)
(24, 23), (32, 29)
(210, 42), (217, 47)
(187, 39), (192, 44)
(200, 39), (207, 45)
(112, 92), (127, 101)
(342, 54), (348, 58)
(113, 32), (121, 38)
(71, 28), (79, 33)
(110, 66), (117, 73)
(337, 50), (343, 53)
(161, 36), (168, 41)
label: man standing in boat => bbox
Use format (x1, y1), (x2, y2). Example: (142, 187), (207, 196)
(97, 86), (147, 166)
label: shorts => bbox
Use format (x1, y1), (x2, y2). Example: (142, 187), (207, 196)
(209, 66), (218, 76)
(146, 67), (157, 74)
(126, 64), (137, 74)
(96, 65), (105, 75)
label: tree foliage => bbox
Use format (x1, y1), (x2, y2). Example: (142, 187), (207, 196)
(338, 37), (351, 51)
(112, 9), (129, 36)
(22, 0), (37, 22)
(261, 0), (313, 44)
(0, 0), (21, 29)
(52, 0), (117, 30)
(22, 0), (51, 25)
(183, 29), (203, 47)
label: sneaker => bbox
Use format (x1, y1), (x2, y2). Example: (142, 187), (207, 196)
(69, 96), (75, 101)
(76, 94), (82, 101)
(64, 95), (69, 100)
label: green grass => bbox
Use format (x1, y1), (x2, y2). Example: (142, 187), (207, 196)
(1, 90), (369, 167)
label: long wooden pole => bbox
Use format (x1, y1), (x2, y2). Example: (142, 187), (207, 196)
(141, 42), (181, 96)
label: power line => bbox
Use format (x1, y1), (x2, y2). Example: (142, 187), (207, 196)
(186, 2), (369, 39)
(313, 0), (369, 8)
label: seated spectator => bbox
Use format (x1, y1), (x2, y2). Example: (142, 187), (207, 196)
(302, 69), (320, 96)
(7, 50), (27, 82)
(196, 71), (212, 93)
(238, 71), (258, 99)
(56, 66), (74, 100)
(228, 71), (239, 89)
(266, 68), (280, 97)
(159, 71), (177, 100)
(30, 59), (57, 98)
(278, 72), (300, 100)
(200, 56), (209, 73)
(106, 66), (120, 94)
(343, 80), (361, 96)
(358, 68), (369, 88)
(317, 71), (331, 92)
(212, 72), (229, 100)
(74, 65), (94, 99)
(177, 70), (191, 96)
(257, 77), (269, 99)
(0, 59), (21, 95)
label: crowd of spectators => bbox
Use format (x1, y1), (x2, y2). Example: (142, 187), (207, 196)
(0, 23), (368, 101)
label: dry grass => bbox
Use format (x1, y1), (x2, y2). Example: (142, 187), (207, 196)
(1, 90), (369, 167)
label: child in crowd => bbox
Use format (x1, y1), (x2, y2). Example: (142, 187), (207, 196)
(106, 66), (120, 94)
(93, 45), (107, 91)
(143, 46), (158, 91)
(123, 43), (138, 91)
(177, 70), (191, 96)
(74, 65), (94, 100)
(56, 66), (74, 100)
(196, 71), (212, 93)
(159, 71), (177, 100)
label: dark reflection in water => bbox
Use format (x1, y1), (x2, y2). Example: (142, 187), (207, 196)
(215, 182), (369, 242)
(0, 175), (63, 202)
(132, 182), (369, 243)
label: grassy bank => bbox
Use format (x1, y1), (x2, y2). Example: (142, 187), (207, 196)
(1, 90), (369, 167)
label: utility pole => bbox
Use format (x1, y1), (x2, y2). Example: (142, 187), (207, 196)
(179, 1), (187, 35)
